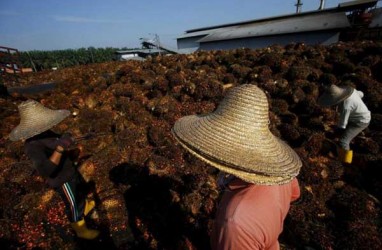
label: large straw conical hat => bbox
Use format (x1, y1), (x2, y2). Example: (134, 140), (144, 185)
(317, 84), (354, 107)
(9, 100), (70, 141)
(172, 84), (302, 185)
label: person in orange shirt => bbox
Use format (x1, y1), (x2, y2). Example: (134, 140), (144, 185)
(172, 84), (301, 250)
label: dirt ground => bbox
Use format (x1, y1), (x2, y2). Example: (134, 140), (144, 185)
(1, 41), (382, 249)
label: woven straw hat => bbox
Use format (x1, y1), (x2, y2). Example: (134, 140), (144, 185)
(172, 84), (302, 185)
(9, 100), (70, 141)
(317, 84), (354, 107)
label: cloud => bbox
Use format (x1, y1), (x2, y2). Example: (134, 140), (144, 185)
(52, 15), (128, 24)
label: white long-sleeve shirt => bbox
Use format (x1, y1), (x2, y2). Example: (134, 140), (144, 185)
(338, 90), (371, 129)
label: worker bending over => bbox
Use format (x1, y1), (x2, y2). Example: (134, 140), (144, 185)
(318, 84), (371, 164)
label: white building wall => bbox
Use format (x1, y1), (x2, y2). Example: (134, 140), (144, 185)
(197, 32), (340, 51)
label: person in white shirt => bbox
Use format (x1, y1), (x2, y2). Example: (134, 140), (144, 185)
(318, 84), (371, 164)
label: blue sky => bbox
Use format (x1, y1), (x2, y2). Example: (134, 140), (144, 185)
(0, 0), (365, 51)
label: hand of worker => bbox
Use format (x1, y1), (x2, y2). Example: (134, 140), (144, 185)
(334, 127), (345, 136)
(56, 133), (74, 150)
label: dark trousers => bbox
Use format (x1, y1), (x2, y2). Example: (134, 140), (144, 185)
(56, 172), (87, 222)
(339, 121), (369, 150)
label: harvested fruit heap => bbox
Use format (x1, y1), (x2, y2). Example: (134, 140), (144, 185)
(1, 40), (382, 249)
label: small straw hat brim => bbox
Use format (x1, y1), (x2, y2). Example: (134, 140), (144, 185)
(172, 84), (302, 185)
(9, 100), (70, 141)
(318, 85), (354, 107)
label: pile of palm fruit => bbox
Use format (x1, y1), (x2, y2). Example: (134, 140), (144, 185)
(0, 40), (381, 249)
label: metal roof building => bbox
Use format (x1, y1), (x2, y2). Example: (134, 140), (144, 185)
(176, 0), (379, 53)
(115, 38), (178, 61)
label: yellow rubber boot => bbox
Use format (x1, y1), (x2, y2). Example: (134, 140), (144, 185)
(71, 219), (100, 240)
(338, 148), (353, 164)
(84, 199), (95, 216)
(343, 150), (353, 164)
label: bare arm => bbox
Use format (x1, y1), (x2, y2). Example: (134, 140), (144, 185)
(49, 145), (65, 165)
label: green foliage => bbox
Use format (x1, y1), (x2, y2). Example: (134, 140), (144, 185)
(19, 47), (120, 70)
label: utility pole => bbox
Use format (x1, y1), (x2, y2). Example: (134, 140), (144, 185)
(318, 0), (325, 10)
(295, 0), (303, 13)
(154, 33), (161, 55)
(149, 33), (161, 56)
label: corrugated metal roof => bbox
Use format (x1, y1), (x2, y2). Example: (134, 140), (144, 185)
(337, 0), (377, 10)
(115, 48), (164, 54)
(183, 0), (377, 34)
(197, 12), (350, 43)
(177, 29), (222, 40)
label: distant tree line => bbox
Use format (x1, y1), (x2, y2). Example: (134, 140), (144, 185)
(19, 47), (132, 71)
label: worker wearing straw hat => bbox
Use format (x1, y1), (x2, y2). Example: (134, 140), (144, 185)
(9, 100), (100, 240)
(318, 84), (371, 164)
(172, 84), (301, 250)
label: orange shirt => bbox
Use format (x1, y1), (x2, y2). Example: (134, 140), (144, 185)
(211, 177), (300, 250)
